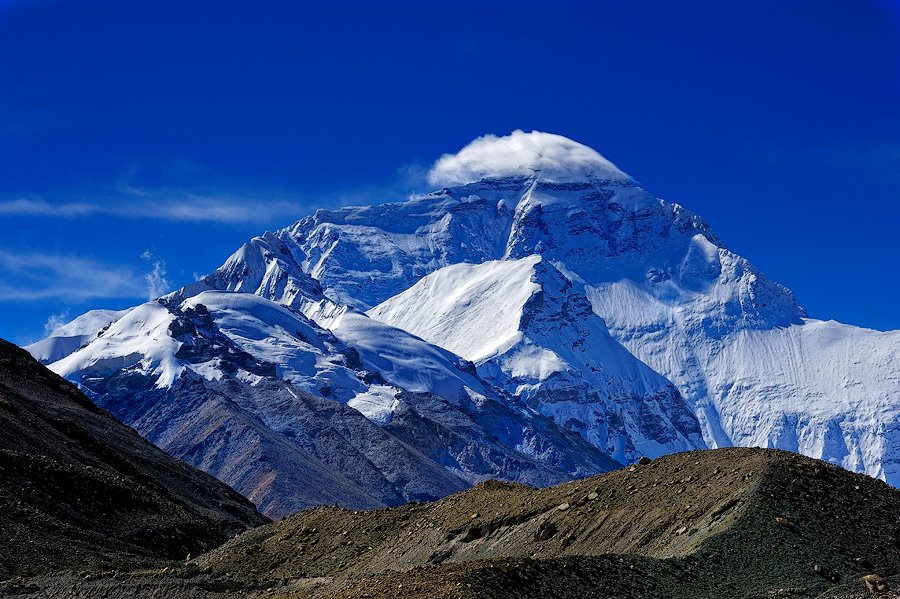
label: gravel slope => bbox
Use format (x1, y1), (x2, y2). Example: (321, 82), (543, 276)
(192, 447), (899, 598)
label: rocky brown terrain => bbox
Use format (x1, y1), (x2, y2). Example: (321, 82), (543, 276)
(191, 446), (900, 598)
(0, 338), (268, 579)
(4, 445), (897, 598)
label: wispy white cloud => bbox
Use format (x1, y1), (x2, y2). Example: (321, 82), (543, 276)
(0, 199), (97, 216)
(43, 310), (70, 336)
(0, 156), (434, 225)
(0, 195), (307, 224)
(0, 159), (309, 223)
(0, 251), (146, 301)
(141, 250), (170, 299)
(0, 148), (520, 227)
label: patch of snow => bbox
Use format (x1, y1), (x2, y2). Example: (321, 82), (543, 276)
(236, 369), (266, 386)
(347, 385), (400, 425)
(499, 343), (567, 380)
(186, 359), (224, 382)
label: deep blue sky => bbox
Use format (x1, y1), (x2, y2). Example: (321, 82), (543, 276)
(1, 0), (898, 344)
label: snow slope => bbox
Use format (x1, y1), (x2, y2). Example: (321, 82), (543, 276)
(590, 278), (900, 483)
(369, 256), (541, 363)
(370, 255), (704, 463)
(27, 308), (130, 364)
(50, 302), (183, 388)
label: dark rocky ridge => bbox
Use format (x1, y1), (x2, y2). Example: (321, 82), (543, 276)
(0, 338), (268, 579)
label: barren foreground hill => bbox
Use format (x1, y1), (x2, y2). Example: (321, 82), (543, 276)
(0, 338), (267, 579)
(5, 445), (898, 598)
(194, 446), (899, 598)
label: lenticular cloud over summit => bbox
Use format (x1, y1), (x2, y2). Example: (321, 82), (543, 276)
(427, 130), (630, 187)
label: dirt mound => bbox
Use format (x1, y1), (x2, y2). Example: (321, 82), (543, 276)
(0, 338), (268, 579)
(189, 447), (899, 598)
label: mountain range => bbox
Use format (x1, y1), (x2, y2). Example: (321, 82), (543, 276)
(28, 130), (900, 518)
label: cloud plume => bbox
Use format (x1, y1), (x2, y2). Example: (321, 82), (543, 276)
(43, 310), (70, 335)
(141, 250), (170, 299)
(427, 130), (630, 187)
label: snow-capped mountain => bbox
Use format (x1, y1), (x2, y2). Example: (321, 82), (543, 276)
(29, 130), (900, 514)
(212, 130), (898, 484)
(34, 273), (617, 517)
(368, 255), (703, 463)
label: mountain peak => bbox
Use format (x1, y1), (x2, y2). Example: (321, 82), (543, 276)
(427, 130), (630, 187)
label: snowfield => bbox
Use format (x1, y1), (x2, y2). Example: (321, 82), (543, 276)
(369, 256), (542, 363)
(26, 308), (130, 364)
(369, 255), (705, 463)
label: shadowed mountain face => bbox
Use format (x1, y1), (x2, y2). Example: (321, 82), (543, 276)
(6, 448), (898, 598)
(0, 338), (268, 579)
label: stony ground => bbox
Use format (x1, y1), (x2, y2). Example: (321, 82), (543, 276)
(5, 447), (896, 598)
(197, 447), (900, 598)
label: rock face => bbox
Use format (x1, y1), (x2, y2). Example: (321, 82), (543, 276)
(28, 130), (900, 516)
(0, 338), (267, 579)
